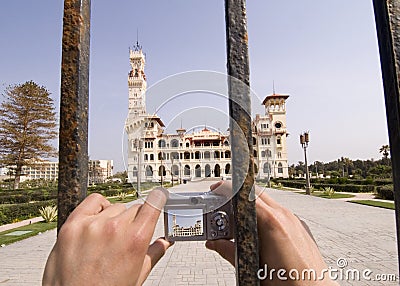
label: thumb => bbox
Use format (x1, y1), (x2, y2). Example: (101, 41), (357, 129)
(205, 240), (235, 266)
(136, 238), (173, 285)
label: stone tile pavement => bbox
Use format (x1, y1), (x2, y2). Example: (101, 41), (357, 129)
(0, 180), (398, 285)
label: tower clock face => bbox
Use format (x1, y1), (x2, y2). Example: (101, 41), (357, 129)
(274, 122), (282, 128)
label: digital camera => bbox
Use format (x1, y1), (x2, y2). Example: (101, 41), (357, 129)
(164, 191), (234, 241)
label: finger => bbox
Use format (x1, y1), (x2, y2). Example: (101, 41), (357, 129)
(205, 240), (235, 266)
(210, 181), (224, 191)
(131, 188), (168, 238)
(136, 238), (173, 285)
(117, 204), (142, 223)
(296, 216), (317, 244)
(254, 185), (281, 209)
(210, 181), (233, 198)
(255, 198), (282, 232)
(97, 203), (127, 218)
(69, 193), (111, 219)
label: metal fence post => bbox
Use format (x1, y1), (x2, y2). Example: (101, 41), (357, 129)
(372, 0), (400, 275)
(58, 0), (91, 232)
(225, 0), (260, 284)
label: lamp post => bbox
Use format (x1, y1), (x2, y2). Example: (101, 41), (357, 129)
(134, 139), (143, 194)
(160, 154), (164, 187)
(300, 132), (311, 195)
(170, 157), (174, 187)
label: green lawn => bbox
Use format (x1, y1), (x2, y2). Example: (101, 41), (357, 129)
(298, 191), (355, 199)
(0, 221), (56, 246)
(350, 200), (395, 210)
(107, 195), (137, 204)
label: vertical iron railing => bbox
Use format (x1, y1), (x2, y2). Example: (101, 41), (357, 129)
(58, 0), (91, 232)
(225, 0), (260, 285)
(373, 0), (400, 275)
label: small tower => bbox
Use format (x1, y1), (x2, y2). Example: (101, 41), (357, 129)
(128, 41), (147, 116)
(253, 93), (289, 179)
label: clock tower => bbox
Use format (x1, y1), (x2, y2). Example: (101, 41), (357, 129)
(128, 41), (147, 116)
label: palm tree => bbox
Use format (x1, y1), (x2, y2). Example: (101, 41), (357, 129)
(379, 145), (390, 159)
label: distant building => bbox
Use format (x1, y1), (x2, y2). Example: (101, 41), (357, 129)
(125, 43), (289, 183)
(21, 161), (59, 181)
(14, 160), (113, 183)
(88, 160), (114, 184)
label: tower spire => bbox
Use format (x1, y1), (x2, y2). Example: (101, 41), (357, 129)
(273, 80), (275, 95)
(133, 28), (142, 51)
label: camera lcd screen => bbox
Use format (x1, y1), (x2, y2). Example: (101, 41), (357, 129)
(164, 206), (206, 241)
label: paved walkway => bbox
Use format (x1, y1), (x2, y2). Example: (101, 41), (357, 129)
(0, 181), (398, 285)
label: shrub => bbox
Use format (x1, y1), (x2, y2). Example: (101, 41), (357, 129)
(0, 199), (56, 225)
(376, 185), (394, 200)
(39, 205), (58, 222)
(323, 187), (335, 198)
(116, 192), (127, 201)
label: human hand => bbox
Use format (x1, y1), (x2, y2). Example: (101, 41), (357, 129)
(205, 181), (338, 285)
(42, 188), (172, 286)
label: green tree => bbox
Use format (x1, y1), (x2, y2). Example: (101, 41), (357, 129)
(379, 144), (390, 159)
(379, 145), (391, 166)
(0, 81), (57, 189)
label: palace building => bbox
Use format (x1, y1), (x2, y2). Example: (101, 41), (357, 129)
(125, 42), (289, 183)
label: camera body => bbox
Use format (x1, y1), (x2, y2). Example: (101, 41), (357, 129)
(164, 191), (234, 241)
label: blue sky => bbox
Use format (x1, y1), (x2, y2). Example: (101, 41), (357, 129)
(0, 0), (388, 172)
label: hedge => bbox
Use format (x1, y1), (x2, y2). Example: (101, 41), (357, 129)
(274, 179), (375, 193)
(376, 185), (394, 200)
(0, 199), (56, 225)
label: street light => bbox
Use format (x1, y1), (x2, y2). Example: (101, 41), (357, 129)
(300, 132), (311, 195)
(134, 139), (143, 194)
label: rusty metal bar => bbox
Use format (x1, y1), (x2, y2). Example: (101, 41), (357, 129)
(372, 0), (400, 274)
(225, 0), (260, 284)
(58, 0), (91, 232)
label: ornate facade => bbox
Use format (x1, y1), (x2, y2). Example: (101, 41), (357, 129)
(125, 43), (289, 183)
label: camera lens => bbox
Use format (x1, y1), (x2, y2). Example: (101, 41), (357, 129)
(190, 197), (199, 205)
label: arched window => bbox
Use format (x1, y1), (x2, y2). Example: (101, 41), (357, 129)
(225, 164), (231, 174)
(224, 140), (229, 146)
(225, 151), (231, 159)
(150, 154), (154, 161)
(158, 139), (166, 148)
(195, 165), (201, 177)
(263, 163), (271, 174)
(204, 151), (211, 160)
(195, 151), (201, 159)
(132, 167), (138, 177)
(214, 164), (221, 177)
(146, 166), (153, 177)
(144, 154), (148, 161)
(253, 137), (257, 145)
(278, 163), (283, 174)
(158, 152), (166, 161)
(171, 152), (179, 160)
(186, 142), (190, 148)
(184, 152), (190, 160)
(254, 150), (257, 157)
(172, 165), (179, 176)
(171, 139), (179, 148)
(214, 151), (220, 159)
(159, 165), (166, 177)
(205, 164), (211, 177)
(184, 165), (190, 176)
(261, 151), (266, 158)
